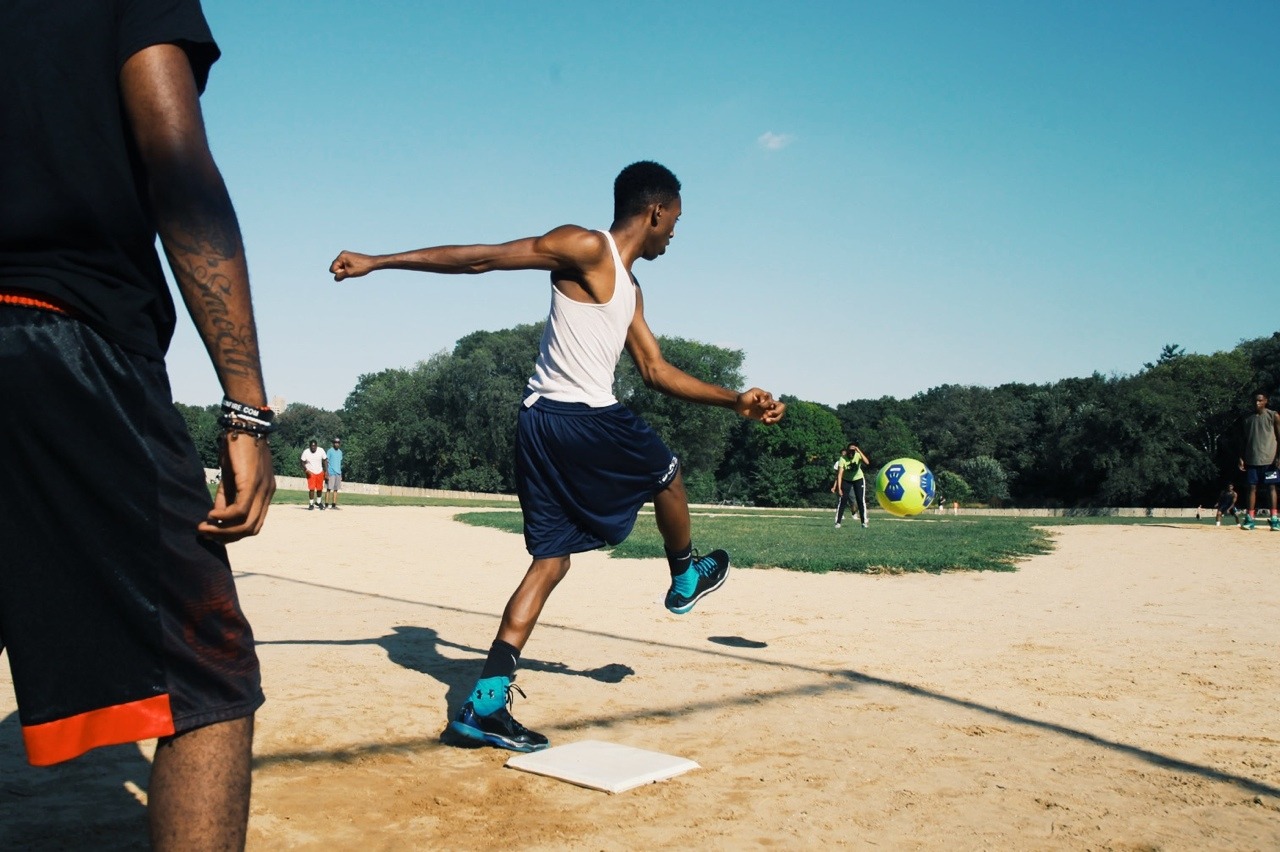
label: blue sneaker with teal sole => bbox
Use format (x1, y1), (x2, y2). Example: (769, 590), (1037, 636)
(665, 549), (730, 615)
(447, 677), (548, 753)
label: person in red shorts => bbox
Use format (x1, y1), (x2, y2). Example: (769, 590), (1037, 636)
(301, 439), (329, 510)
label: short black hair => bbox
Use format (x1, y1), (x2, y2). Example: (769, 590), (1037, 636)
(614, 161), (681, 221)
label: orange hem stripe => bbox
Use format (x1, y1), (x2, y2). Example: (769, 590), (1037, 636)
(0, 291), (72, 315)
(23, 694), (175, 766)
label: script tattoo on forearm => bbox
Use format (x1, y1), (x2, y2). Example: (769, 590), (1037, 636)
(163, 196), (262, 384)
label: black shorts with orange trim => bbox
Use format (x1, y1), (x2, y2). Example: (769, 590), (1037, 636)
(0, 304), (263, 766)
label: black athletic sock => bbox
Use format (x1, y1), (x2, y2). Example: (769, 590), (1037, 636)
(480, 639), (521, 680)
(666, 543), (694, 577)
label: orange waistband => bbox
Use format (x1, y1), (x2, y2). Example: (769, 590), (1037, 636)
(0, 291), (72, 315)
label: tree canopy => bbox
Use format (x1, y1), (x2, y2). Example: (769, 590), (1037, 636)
(176, 329), (1280, 509)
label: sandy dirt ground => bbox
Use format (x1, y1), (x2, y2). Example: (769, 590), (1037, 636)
(3, 506), (1279, 850)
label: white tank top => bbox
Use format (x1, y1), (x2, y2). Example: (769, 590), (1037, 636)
(525, 230), (636, 407)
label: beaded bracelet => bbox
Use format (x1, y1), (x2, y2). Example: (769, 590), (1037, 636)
(218, 412), (275, 439)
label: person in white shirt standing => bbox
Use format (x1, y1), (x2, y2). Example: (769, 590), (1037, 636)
(300, 440), (328, 511)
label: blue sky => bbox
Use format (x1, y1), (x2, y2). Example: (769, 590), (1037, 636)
(166, 1), (1279, 411)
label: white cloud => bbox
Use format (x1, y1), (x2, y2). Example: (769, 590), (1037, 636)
(757, 131), (795, 151)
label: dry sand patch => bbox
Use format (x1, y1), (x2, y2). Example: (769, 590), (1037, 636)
(2, 507), (1279, 850)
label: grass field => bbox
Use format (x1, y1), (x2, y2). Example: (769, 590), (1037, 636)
(217, 485), (1195, 573)
(454, 508), (1193, 574)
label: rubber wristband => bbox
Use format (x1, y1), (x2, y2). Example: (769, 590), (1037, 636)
(221, 397), (274, 422)
(223, 411), (273, 428)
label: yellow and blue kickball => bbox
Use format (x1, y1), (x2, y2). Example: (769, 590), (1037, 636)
(874, 458), (936, 517)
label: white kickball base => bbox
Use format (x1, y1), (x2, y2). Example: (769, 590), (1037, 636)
(505, 740), (700, 794)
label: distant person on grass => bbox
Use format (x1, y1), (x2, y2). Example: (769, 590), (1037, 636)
(301, 439), (327, 510)
(1237, 391), (1280, 531)
(330, 161), (786, 753)
(325, 437), (344, 509)
(831, 443), (871, 529)
(1213, 483), (1238, 527)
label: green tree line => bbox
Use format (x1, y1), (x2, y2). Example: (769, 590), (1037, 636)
(176, 328), (1280, 509)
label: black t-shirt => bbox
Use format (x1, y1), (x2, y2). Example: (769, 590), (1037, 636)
(0, 0), (219, 358)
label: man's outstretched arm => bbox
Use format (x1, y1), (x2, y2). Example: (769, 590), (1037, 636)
(120, 44), (273, 542)
(624, 289), (785, 424)
(330, 225), (607, 280)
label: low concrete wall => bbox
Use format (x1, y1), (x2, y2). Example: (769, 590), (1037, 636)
(207, 470), (518, 503)
(940, 507), (1201, 518)
(205, 470), (1205, 515)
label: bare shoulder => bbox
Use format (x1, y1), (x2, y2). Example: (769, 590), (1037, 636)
(536, 225), (610, 268)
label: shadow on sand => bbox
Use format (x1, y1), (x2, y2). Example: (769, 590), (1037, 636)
(0, 711), (152, 850)
(257, 624), (636, 749)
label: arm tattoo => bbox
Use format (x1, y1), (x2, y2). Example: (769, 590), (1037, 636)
(163, 193), (263, 384)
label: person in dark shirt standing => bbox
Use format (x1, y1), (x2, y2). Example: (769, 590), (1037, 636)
(325, 437), (345, 509)
(1237, 391), (1280, 531)
(0, 2), (273, 848)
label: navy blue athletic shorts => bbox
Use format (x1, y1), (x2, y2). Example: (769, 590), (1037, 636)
(516, 395), (680, 559)
(1245, 465), (1279, 487)
(0, 304), (263, 766)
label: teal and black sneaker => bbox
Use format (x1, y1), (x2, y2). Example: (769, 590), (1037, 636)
(1270, 515), (1280, 532)
(447, 677), (548, 753)
(665, 549), (730, 615)
(1241, 513), (1257, 530)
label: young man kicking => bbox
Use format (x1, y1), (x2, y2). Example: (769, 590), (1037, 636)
(330, 161), (785, 751)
